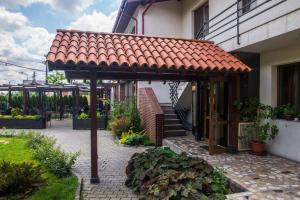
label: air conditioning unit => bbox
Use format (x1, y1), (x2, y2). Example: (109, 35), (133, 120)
(238, 122), (255, 151)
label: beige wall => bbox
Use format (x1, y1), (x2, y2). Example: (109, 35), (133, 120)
(260, 43), (300, 106)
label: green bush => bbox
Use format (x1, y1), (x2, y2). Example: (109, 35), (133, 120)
(27, 132), (79, 178)
(0, 161), (45, 198)
(111, 117), (129, 138)
(127, 98), (141, 132)
(78, 112), (89, 119)
(119, 130), (153, 146)
(11, 107), (22, 117)
(125, 148), (231, 199)
(0, 114), (42, 120)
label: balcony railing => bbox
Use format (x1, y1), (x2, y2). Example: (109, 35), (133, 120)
(196, 0), (287, 44)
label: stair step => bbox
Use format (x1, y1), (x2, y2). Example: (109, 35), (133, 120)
(160, 103), (172, 106)
(164, 129), (186, 137)
(164, 119), (181, 124)
(163, 109), (175, 114)
(164, 124), (183, 130)
(161, 106), (173, 110)
(164, 114), (178, 119)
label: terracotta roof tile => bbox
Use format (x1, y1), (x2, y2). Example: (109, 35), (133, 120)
(47, 29), (251, 72)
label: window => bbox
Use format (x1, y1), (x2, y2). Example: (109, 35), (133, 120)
(239, 0), (257, 15)
(194, 3), (209, 39)
(278, 63), (300, 113)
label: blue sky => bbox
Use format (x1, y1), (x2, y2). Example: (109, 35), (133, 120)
(0, 0), (122, 84)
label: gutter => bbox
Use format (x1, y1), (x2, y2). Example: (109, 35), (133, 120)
(142, 0), (154, 35)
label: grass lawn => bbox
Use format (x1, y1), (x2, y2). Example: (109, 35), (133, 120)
(0, 136), (78, 200)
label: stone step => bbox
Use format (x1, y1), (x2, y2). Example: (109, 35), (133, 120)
(164, 129), (186, 137)
(163, 109), (175, 114)
(160, 103), (172, 106)
(164, 124), (183, 130)
(164, 114), (178, 119)
(164, 119), (181, 124)
(161, 106), (173, 111)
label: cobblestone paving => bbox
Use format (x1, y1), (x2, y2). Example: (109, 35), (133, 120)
(41, 119), (147, 200)
(163, 136), (300, 200)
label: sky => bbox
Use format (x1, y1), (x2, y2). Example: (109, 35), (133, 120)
(0, 0), (122, 84)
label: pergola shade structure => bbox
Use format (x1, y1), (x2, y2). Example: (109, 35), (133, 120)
(46, 29), (251, 184)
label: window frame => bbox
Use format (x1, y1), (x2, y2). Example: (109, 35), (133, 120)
(193, 2), (209, 39)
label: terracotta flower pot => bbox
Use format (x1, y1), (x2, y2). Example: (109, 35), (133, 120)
(250, 140), (265, 156)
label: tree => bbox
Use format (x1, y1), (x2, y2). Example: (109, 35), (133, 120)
(47, 71), (66, 84)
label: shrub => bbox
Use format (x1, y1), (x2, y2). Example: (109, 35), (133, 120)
(11, 108), (22, 117)
(27, 132), (79, 178)
(127, 98), (141, 132)
(78, 112), (88, 119)
(0, 114), (42, 120)
(111, 117), (129, 138)
(119, 130), (153, 146)
(125, 148), (231, 199)
(0, 161), (45, 198)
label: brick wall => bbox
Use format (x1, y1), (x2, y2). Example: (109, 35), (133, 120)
(138, 88), (164, 146)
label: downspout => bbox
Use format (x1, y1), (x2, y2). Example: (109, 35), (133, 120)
(115, 0), (139, 34)
(142, 0), (154, 35)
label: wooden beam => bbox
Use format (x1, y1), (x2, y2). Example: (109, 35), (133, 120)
(195, 81), (202, 140)
(90, 71), (100, 184)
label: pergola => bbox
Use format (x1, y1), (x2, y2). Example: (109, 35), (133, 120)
(0, 83), (113, 118)
(46, 29), (251, 183)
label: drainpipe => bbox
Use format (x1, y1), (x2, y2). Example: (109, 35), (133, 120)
(115, 0), (139, 34)
(142, 0), (154, 35)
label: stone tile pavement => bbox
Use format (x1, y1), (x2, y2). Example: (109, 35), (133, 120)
(40, 119), (147, 200)
(163, 135), (300, 200)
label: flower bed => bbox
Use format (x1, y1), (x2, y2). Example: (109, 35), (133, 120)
(126, 147), (232, 199)
(72, 115), (107, 130)
(0, 115), (46, 129)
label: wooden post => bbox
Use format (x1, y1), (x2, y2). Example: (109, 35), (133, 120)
(90, 71), (99, 184)
(228, 75), (240, 153)
(23, 89), (28, 114)
(59, 90), (63, 120)
(195, 81), (202, 140)
(8, 87), (11, 108)
(75, 88), (80, 114)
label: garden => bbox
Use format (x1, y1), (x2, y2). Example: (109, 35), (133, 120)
(108, 98), (153, 146)
(125, 147), (232, 199)
(0, 129), (79, 199)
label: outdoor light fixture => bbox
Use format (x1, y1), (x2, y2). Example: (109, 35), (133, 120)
(192, 82), (196, 92)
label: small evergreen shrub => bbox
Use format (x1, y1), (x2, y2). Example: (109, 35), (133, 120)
(0, 161), (45, 198)
(27, 132), (79, 178)
(11, 108), (22, 117)
(78, 112), (88, 119)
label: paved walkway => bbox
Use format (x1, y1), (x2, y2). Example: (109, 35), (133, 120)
(163, 136), (300, 200)
(41, 119), (147, 200)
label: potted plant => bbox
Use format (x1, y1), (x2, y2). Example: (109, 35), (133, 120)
(283, 104), (295, 120)
(246, 107), (278, 156)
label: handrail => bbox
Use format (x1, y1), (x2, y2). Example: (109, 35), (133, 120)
(168, 82), (191, 130)
(195, 0), (286, 41)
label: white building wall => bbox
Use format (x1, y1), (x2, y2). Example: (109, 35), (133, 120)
(138, 81), (171, 103)
(260, 43), (300, 106)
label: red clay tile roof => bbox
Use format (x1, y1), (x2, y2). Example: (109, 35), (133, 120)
(47, 29), (251, 72)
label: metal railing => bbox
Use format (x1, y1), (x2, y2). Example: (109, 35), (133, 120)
(195, 0), (287, 43)
(168, 82), (191, 130)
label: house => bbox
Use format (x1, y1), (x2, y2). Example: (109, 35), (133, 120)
(112, 0), (300, 161)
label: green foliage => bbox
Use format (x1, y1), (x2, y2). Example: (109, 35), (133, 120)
(47, 71), (66, 84)
(0, 161), (45, 198)
(125, 148), (231, 200)
(234, 98), (262, 122)
(111, 117), (129, 138)
(78, 112), (89, 119)
(11, 107), (22, 116)
(27, 132), (80, 178)
(127, 98), (142, 132)
(111, 101), (128, 119)
(119, 129), (153, 146)
(0, 114), (42, 120)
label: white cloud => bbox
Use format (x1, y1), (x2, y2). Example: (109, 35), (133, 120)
(0, 0), (96, 13)
(0, 7), (53, 84)
(68, 10), (118, 32)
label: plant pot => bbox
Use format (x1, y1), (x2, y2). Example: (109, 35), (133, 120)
(283, 114), (293, 120)
(250, 140), (265, 156)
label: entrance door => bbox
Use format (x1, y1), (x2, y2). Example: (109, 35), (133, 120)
(204, 78), (229, 155)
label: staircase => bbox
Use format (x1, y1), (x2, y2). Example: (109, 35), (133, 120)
(160, 103), (186, 137)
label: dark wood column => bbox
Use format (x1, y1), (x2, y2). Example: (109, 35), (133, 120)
(90, 71), (99, 184)
(195, 80), (202, 140)
(23, 89), (28, 114)
(8, 87), (12, 108)
(228, 75), (240, 153)
(75, 88), (80, 114)
(59, 90), (63, 120)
